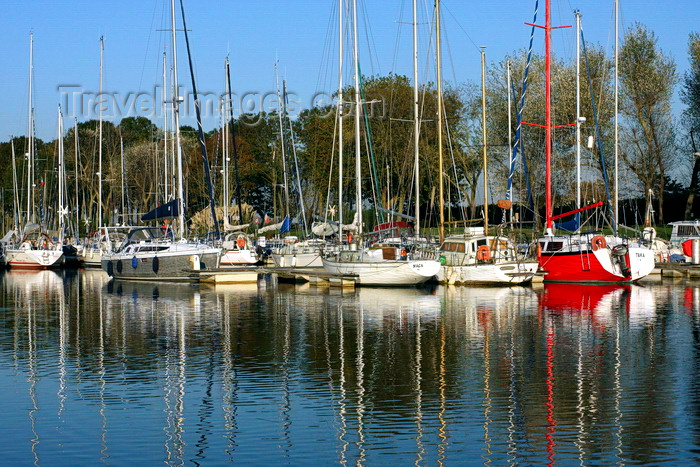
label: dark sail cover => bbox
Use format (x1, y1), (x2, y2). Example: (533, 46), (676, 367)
(141, 199), (180, 221)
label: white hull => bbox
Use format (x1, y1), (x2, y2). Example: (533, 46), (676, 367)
(6, 247), (64, 269)
(437, 261), (538, 285)
(220, 248), (259, 266)
(271, 251), (323, 268)
(322, 254), (439, 286)
(82, 247), (103, 267)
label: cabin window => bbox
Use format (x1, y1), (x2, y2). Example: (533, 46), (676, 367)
(543, 241), (563, 252)
(456, 243), (465, 252)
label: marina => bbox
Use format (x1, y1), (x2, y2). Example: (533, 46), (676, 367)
(2, 268), (700, 464)
(1, 0), (699, 463)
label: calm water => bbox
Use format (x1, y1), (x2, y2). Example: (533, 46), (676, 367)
(1, 269), (700, 465)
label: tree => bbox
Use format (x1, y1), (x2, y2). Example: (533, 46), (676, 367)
(618, 23), (677, 224)
(681, 32), (700, 219)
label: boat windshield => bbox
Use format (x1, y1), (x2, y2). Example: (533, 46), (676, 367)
(117, 227), (168, 252)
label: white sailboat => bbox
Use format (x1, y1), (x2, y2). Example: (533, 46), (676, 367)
(434, 13), (537, 285)
(218, 56), (260, 267)
(320, 0), (440, 286)
(6, 34), (64, 270)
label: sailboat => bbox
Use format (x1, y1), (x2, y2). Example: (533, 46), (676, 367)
(218, 56), (261, 267)
(320, 0), (440, 286)
(6, 34), (64, 270)
(101, 0), (220, 280)
(533, 1), (654, 282)
(436, 30), (537, 285)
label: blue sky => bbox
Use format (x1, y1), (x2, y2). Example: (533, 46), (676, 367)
(1, 0), (697, 141)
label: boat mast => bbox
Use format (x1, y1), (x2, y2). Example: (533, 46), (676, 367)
(506, 60), (513, 222)
(436, 0), (445, 242)
(540, 0), (555, 234)
(338, 0), (344, 239)
(178, 0), (219, 239)
(74, 118), (80, 235)
(225, 57), (243, 228)
(614, 0), (619, 227)
(57, 105), (65, 243)
(162, 50), (169, 202)
(413, 0), (420, 236)
(98, 36), (104, 231)
(275, 62), (291, 223)
(222, 79), (229, 227)
(481, 47), (489, 235)
(26, 33), (34, 226)
(11, 141), (20, 233)
(170, 0), (185, 239)
(352, 0), (362, 239)
(576, 10), (581, 211)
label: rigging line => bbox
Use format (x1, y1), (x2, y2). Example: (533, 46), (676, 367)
(138, 0), (163, 92)
(313, 0), (338, 100)
(388, 0), (406, 77)
(359, 0), (381, 77)
(440, 2), (480, 53)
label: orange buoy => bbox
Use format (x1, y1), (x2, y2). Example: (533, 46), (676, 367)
(591, 235), (607, 251)
(236, 237), (246, 248)
(477, 244), (491, 261)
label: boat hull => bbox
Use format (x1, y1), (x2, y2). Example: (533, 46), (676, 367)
(539, 244), (655, 283)
(271, 251), (323, 268)
(437, 261), (538, 285)
(220, 248), (259, 267)
(6, 248), (64, 269)
(322, 256), (439, 286)
(102, 247), (220, 281)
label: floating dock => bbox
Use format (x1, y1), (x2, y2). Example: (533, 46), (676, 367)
(266, 267), (357, 288)
(199, 267), (261, 284)
(655, 262), (700, 279)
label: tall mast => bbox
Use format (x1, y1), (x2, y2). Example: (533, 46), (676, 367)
(225, 57), (243, 227)
(120, 135), (125, 216)
(352, 0), (362, 237)
(162, 50), (169, 202)
(74, 118), (80, 235)
(506, 60), (513, 222)
(435, 0), (445, 242)
(171, 0), (185, 239)
(544, 0), (553, 234)
(275, 62), (291, 221)
(481, 47), (488, 235)
(222, 78), (229, 226)
(575, 10), (581, 211)
(614, 0), (619, 227)
(98, 36), (104, 231)
(58, 105), (65, 243)
(26, 33), (34, 225)
(412, 0), (420, 235)
(178, 0), (219, 239)
(11, 141), (20, 232)
(338, 0), (344, 238)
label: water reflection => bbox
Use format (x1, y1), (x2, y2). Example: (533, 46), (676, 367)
(1, 270), (700, 464)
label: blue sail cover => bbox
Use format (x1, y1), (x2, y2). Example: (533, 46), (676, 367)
(555, 213), (580, 232)
(280, 216), (291, 234)
(141, 199), (180, 221)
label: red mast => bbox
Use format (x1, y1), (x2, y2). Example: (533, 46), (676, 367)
(545, 0), (552, 232)
(524, 0), (570, 233)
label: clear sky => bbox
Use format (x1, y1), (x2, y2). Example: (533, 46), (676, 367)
(1, 0), (697, 141)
